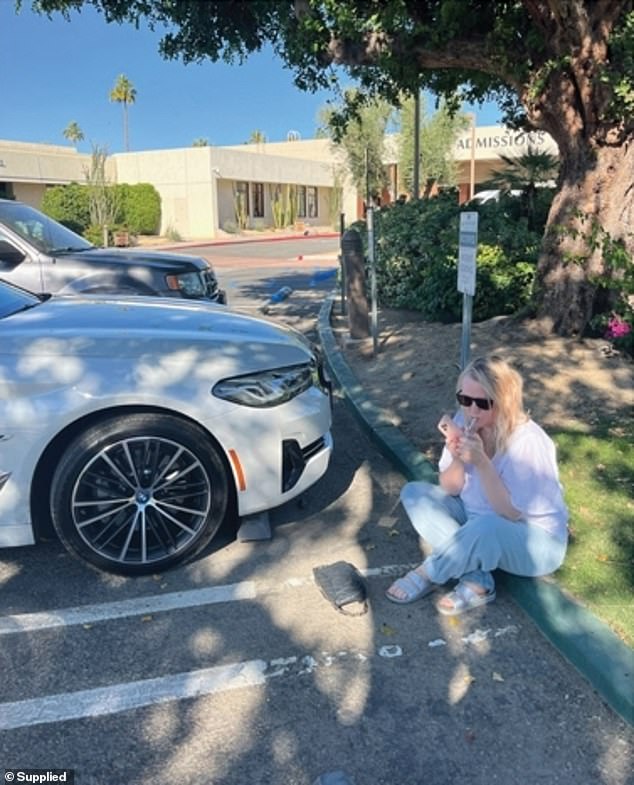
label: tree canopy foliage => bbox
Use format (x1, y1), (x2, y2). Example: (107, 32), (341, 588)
(318, 91), (393, 201)
(62, 120), (84, 145)
(25, 0), (634, 334)
(398, 95), (467, 197)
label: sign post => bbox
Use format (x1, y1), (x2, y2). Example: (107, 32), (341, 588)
(367, 205), (378, 355)
(457, 211), (478, 369)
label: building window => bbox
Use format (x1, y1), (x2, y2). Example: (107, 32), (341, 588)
(253, 182), (264, 218)
(0, 182), (14, 200)
(297, 185), (307, 218)
(307, 186), (318, 218)
(236, 181), (250, 215)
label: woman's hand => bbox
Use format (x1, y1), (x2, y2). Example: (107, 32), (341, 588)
(444, 434), (462, 459)
(456, 432), (488, 467)
(458, 430), (522, 521)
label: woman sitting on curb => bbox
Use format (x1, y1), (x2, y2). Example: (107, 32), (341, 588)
(386, 354), (569, 615)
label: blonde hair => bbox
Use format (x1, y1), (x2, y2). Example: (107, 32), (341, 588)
(457, 354), (528, 453)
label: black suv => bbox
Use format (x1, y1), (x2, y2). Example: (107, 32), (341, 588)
(0, 199), (226, 303)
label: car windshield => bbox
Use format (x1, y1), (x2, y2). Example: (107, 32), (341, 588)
(0, 201), (93, 254)
(0, 279), (43, 318)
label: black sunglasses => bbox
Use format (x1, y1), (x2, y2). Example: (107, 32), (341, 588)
(456, 392), (494, 410)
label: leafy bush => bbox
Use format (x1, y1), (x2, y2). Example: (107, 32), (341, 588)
(41, 183), (90, 234)
(83, 224), (105, 247)
(165, 225), (183, 242)
(41, 182), (161, 237)
(352, 192), (543, 322)
(118, 183), (161, 234)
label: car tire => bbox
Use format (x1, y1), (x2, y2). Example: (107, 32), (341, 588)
(50, 412), (229, 575)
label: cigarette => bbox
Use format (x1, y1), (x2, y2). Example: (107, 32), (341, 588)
(465, 416), (477, 434)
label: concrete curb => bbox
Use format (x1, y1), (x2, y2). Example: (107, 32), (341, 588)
(318, 294), (633, 726)
(155, 231), (340, 252)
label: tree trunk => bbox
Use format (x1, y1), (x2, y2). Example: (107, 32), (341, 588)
(536, 141), (633, 335)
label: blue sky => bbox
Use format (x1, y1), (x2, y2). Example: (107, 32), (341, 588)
(1, 0), (501, 153)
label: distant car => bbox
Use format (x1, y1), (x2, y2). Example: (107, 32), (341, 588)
(0, 281), (332, 575)
(0, 199), (226, 303)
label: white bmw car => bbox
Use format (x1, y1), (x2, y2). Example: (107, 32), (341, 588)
(0, 281), (332, 575)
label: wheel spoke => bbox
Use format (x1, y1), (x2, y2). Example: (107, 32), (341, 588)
(101, 452), (137, 492)
(155, 500), (209, 516)
(153, 460), (200, 493)
(92, 510), (137, 550)
(118, 508), (143, 563)
(150, 504), (197, 536)
(145, 507), (176, 553)
(151, 446), (185, 489)
(122, 442), (142, 487)
(74, 497), (132, 508)
(76, 501), (134, 529)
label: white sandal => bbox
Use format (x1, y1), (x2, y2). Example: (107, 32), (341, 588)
(386, 569), (434, 604)
(436, 582), (496, 616)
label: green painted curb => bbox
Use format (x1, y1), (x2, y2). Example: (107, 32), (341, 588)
(318, 295), (633, 726)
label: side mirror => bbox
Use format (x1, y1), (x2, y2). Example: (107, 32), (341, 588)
(0, 240), (26, 270)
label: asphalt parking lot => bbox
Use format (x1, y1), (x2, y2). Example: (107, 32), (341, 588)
(1, 246), (631, 785)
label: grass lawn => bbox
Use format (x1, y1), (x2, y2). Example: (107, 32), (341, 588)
(552, 412), (634, 647)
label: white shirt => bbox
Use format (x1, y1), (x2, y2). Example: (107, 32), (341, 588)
(439, 417), (569, 540)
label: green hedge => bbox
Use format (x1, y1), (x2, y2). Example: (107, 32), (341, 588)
(40, 183), (90, 235)
(353, 191), (546, 322)
(40, 182), (161, 239)
(118, 183), (161, 234)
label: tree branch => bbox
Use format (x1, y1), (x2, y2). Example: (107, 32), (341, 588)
(324, 32), (513, 83)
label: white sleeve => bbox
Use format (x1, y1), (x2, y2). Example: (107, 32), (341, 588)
(499, 425), (566, 518)
(438, 444), (453, 472)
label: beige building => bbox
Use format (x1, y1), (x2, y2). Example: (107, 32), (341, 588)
(0, 126), (558, 240)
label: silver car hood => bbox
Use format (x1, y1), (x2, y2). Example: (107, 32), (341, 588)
(2, 295), (313, 374)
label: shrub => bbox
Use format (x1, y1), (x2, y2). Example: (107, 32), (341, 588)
(353, 193), (543, 322)
(118, 183), (161, 234)
(165, 225), (183, 242)
(83, 224), (105, 247)
(41, 183), (90, 234)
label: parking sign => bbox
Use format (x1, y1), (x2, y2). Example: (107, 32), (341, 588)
(458, 211), (478, 295)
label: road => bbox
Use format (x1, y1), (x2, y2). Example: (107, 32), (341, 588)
(0, 241), (631, 785)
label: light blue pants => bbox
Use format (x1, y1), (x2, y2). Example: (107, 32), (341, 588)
(401, 481), (568, 593)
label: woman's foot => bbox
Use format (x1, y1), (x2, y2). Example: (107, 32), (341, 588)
(386, 567), (434, 604)
(436, 581), (496, 616)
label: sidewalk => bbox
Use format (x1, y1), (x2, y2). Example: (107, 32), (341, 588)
(139, 226), (340, 251)
(317, 295), (633, 726)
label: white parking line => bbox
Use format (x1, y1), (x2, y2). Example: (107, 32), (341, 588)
(0, 583), (256, 636)
(0, 627), (521, 731)
(0, 564), (416, 636)
(0, 649), (376, 731)
(0, 659), (268, 731)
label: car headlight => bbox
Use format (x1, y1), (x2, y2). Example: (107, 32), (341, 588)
(166, 271), (207, 297)
(212, 363), (314, 407)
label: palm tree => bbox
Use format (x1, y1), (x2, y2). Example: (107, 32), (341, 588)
(246, 129), (267, 145)
(109, 74), (137, 152)
(483, 144), (560, 228)
(192, 138), (210, 147)
(62, 121), (84, 145)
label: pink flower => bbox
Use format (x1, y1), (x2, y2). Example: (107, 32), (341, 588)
(605, 315), (632, 339)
